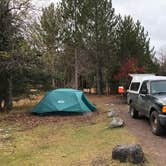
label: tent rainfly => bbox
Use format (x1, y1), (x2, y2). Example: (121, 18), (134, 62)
(32, 89), (96, 114)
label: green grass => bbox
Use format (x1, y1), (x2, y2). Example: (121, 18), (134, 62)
(0, 96), (154, 166)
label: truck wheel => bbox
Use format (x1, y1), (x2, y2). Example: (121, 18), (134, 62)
(129, 104), (139, 119)
(150, 111), (164, 136)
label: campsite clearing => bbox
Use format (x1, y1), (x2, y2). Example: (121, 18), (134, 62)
(0, 95), (154, 166)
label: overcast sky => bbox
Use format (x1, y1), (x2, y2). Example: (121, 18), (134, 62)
(113, 0), (166, 53)
(33, 0), (166, 53)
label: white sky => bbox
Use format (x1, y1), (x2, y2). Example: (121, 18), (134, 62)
(33, 0), (166, 53)
(32, 0), (59, 8)
(112, 0), (166, 53)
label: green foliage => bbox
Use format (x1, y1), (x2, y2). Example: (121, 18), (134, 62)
(0, 0), (13, 51)
(86, 0), (116, 50)
(61, 0), (88, 47)
(0, 0), (40, 111)
(33, 3), (64, 88)
(116, 16), (159, 72)
(40, 3), (62, 50)
(29, 0), (159, 94)
(83, 0), (117, 94)
(0, 0), (160, 109)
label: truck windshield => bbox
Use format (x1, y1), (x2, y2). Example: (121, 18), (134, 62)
(151, 80), (166, 94)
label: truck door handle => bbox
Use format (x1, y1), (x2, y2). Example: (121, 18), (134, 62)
(139, 94), (145, 97)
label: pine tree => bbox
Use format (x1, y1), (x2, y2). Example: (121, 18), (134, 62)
(39, 3), (62, 88)
(85, 0), (117, 95)
(0, 0), (32, 111)
(116, 16), (157, 71)
(61, 0), (88, 89)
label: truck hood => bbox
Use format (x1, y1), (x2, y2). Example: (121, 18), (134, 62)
(153, 94), (166, 105)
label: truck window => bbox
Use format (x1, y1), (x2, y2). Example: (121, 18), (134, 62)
(130, 82), (140, 91)
(151, 80), (166, 94)
(140, 81), (149, 94)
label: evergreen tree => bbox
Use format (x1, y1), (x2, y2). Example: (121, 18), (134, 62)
(0, 0), (32, 111)
(61, 0), (88, 89)
(85, 0), (117, 95)
(116, 15), (157, 71)
(39, 3), (62, 88)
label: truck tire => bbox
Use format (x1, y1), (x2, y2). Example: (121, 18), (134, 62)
(150, 111), (164, 136)
(129, 103), (139, 119)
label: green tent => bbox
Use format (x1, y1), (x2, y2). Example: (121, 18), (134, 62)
(32, 89), (96, 114)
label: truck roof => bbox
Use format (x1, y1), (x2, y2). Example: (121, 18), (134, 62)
(129, 74), (166, 82)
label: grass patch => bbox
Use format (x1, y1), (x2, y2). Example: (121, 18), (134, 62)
(0, 95), (154, 166)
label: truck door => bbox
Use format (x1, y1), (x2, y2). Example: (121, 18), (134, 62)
(137, 81), (150, 114)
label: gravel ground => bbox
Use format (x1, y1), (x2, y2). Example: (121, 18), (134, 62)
(108, 96), (166, 166)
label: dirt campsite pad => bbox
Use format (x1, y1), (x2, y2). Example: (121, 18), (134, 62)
(0, 95), (155, 166)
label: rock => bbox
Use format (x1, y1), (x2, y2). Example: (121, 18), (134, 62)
(108, 110), (118, 117)
(109, 117), (124, 128)
(112, 144), (144, 164)
(108, 108), (118, 113)
(0, 129), (4, 132)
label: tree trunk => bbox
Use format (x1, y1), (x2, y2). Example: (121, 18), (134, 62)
(75, 48), (79, 89)
(106, 80), (110, 95)
(51, 76), (55, 88)
(4, 76), (13, 111)
(96, 61), (103, 95)
(94, 1), (103, 95)
(0, 97), (3, 112)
